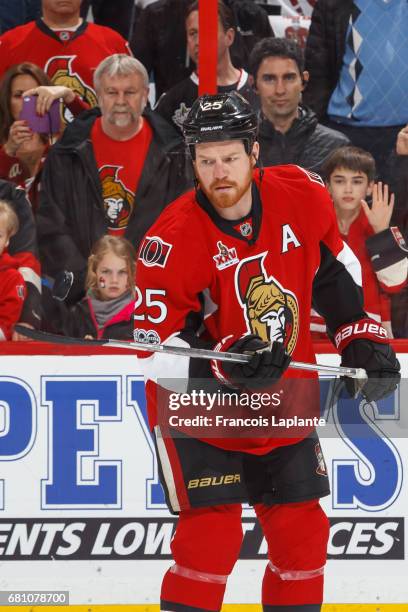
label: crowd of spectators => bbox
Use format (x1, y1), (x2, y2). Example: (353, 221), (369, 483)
(0, 0), (407, 341)
(155, 1), (260, 131)
(37, 53), (190, 313)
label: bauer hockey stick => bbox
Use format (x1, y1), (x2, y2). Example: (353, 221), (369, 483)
(14, 326), (367, 380)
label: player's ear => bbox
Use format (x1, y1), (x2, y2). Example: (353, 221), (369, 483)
(251, 141), (260, 166)
(226, 27), (235, 47)
(367, 180), (374, 196)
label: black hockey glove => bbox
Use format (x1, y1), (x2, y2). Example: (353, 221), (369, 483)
(52, 270), (74, 301)
(211, 334), (291, 391)
(335, 319), (400, 401)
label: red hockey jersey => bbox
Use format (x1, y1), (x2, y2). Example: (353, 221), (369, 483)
(0, 20), (130, 109)
(134, 165), (365, 454)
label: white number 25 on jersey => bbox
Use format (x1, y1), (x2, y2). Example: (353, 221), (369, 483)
(134, 288), (167, 324)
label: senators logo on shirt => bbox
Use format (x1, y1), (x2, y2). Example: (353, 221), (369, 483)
(45, 55), (98, 116)
(99, 165), (134, 230)
(235, 252), (299, 354)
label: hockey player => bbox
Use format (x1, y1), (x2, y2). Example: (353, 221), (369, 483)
(134, 91), (400, 612)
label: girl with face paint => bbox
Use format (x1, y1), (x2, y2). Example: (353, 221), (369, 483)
(56, 235), (136, 340)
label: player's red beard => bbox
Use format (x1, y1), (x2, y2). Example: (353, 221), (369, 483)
(197, 163), (253, 209)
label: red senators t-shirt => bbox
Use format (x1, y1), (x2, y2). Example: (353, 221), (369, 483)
(91, 117), (152, 235)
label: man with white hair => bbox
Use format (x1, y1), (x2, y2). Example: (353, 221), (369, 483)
(37, 54), (191, 304)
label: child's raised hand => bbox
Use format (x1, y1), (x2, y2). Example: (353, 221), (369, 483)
(361, 182), (394, 234)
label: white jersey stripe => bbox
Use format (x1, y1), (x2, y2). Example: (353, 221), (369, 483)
(18, 267), (41, 292)
(336, 242), (362, 287)
(376, 258), (408, 288)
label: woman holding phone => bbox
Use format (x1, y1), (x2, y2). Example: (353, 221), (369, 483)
(0, 62), (89, 212)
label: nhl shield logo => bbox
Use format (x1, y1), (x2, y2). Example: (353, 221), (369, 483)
(234, 252), (299, 354)
(239, 222), (252, 237)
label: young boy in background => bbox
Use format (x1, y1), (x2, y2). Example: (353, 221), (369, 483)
(311, 146), (407, 339)
(0, 199), (26, 340)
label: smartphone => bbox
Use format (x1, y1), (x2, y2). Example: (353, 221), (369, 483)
(19, 95), (61, 134)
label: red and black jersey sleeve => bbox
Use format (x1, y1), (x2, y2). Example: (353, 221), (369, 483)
(365, 226), (408, 293)
(134, 193), (217, 385)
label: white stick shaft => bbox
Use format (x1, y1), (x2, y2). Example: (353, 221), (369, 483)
(108, 340), (366, 380)
(12, 326), (366, 381)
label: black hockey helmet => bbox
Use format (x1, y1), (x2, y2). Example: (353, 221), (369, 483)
(183, 91), (258, 159)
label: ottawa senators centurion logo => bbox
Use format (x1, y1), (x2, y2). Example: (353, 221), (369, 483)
(45, 56), (98, 121)
(99, 165), (134, 229)
(235, 252), (299, 354)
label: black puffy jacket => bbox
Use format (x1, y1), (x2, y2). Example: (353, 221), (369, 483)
(258, 105), (349, 174)
(37, 107), (192, 302)
(303, 0), (353, 120)
(56, 294), (135, 341)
